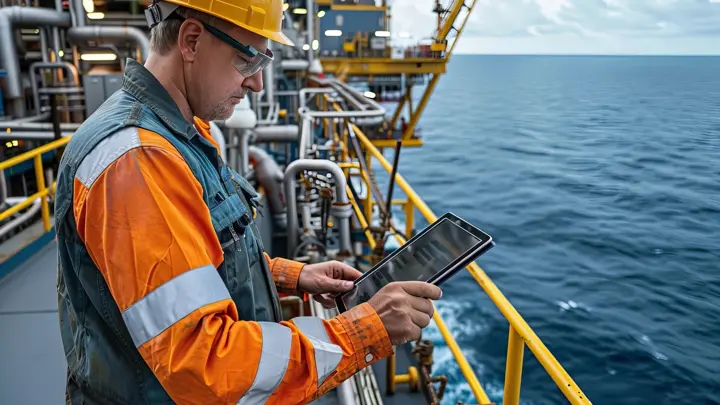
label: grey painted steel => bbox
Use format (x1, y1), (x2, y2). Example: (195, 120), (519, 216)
(306, 0), (314, 64)
(0, 130), (74, 139)
(71, 0), (85, 27)
(0, 6), (72, 116)
(30, 62), (80, 116)
(67, 26), (150, 60)
(283, 159), (352, 257)
(248, 146), (286, 227)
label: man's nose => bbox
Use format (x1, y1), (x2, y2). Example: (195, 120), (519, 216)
(243, 70), (263, 93)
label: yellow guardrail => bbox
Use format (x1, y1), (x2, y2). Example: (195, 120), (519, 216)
(0, 137), (70, 233)
(351, 123), (592, 405)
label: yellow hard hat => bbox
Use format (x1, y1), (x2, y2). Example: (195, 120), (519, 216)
(145, 0), (294, 46)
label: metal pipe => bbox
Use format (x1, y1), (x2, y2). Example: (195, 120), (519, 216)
(0, 131), (75, 140)
(53, 0), (62, 58)
(239, 129), (251, 175)
(299, 87), (334, 110)
(0, 6), (72, 116)
(67, 26), (150, 60)
(209, 121), (227, 162)
(280, 59), (309, 70)
(72, 0), (85, 27)
(264, 41), (275, 106)
(39, 28), (49, 62)
(2, 122), (81, 130)
(1, 112), (51, 124)
(248, 146), (286, 227)
(0, 198), (41, 239)
(283, 159), (352, 257)
(306, 0), (314, 64)
(298, 115), (313, 159)
(30, 62), (80, 116)
(253, 125), (299, 142)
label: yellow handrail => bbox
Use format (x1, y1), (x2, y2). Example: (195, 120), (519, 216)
(0, 137), (70, 232)
(352, 123), (592, 405)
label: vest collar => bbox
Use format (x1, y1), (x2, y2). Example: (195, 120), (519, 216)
(121, 58), (198, 140)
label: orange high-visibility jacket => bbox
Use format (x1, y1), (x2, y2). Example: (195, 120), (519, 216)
(72, 117), (393, 404)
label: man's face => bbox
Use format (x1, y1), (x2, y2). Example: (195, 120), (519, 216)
(186, 20), (267, 121)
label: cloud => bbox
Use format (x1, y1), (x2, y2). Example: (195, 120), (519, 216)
(387, 0), (720, 54)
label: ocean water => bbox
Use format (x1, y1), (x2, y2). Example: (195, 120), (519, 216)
(375, 55), (720, 405)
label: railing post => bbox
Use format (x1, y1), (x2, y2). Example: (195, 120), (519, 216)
(503, 326), (525, 405)
(33, 155), (51, 232)
(403, 201), (414, 238)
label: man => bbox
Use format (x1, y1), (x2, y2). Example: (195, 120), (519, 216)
(54, 0), (442, 404)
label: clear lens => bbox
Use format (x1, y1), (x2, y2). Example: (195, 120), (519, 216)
(233, 48), (273, 77)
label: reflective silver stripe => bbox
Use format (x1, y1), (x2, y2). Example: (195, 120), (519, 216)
(76, 127), (141, 188)
(121, 264), (231, 347)
(237, 322), (292, 405)
(293, 317), (343, 387)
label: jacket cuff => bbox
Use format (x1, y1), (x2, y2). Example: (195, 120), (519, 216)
(336, 302), (394, 369)
(269, 257), (305, 293)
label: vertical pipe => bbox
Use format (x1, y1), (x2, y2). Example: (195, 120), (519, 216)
(34, 155), (51, 232)
(39, 28), (49, 62)
(503, 326), (525, 405)
(53, 0), (62, 59)
(306, 0), (314, 63)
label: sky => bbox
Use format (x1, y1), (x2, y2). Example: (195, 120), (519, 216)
(387, 0), (720, 55)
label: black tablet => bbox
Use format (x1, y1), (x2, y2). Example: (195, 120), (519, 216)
(335, 212), (494, 313)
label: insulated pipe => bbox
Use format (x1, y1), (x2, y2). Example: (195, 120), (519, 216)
(239, 129), (252, 175)
(264, 41), (275, 106)
(209, 121), (227, 162)
(30, 62), (80, 115)
(298, 115), (313, 159)
(253, 125), (299, 142)
(283, 159), (352, 257)
(248, 146), (285, 226)
(67, 26), (150, 60)
(0, 6), (72, 117)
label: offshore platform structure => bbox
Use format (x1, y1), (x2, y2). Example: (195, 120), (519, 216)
(0, 1), (592, 405)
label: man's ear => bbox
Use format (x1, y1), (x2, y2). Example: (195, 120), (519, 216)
(177, 19), (203, 62)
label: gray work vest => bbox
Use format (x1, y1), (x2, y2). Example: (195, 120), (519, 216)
(55, 58), (282, 404)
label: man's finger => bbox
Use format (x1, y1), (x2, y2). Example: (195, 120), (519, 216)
(335, 262), (363, 281)
(312, 294), (336, 308)
(408, 296), (435, 317)
(324, 277), (355, 293)
(397, 281), (443, 300)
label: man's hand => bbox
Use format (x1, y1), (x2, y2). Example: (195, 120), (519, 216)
(298, 260), (363, 308)
(367, 281), (442, 346)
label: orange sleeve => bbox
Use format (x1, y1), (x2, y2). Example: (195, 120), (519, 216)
(73, 127), (393, 405)
(263, 252), (305, 293)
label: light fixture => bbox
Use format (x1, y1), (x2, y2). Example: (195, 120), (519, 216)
(375, 31), (390, 37)
(12, 140), (18, 146)
(363, 91), (376, 99)
(81, 53), (117, 61)
(58, 50), (65, 57)
(5, 142), (12, 148)
(317, 10), (325, 17)
(324, 30), (342, 37)
(292, 8), (307, 14)
(302, 44), (310, 51)
(87, 12), (104, 19)
(82, 0), (94, 13)
(312, 40), (319, 50)
(283, 2), (289, 11)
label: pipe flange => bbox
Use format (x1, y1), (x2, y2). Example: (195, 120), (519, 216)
(329, 202), (352, 219)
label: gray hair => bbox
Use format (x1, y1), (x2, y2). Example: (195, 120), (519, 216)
(149, 6), (225, 55)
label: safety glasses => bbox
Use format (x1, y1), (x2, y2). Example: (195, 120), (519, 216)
(202, 23), (273, 78)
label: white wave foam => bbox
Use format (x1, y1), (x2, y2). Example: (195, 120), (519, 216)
(556, 299), (592, 313)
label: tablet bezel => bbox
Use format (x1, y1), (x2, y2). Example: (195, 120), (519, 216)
(334, 212), (494, 313)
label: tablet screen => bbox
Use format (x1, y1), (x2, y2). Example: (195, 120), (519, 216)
(340, 217), (483, 310)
